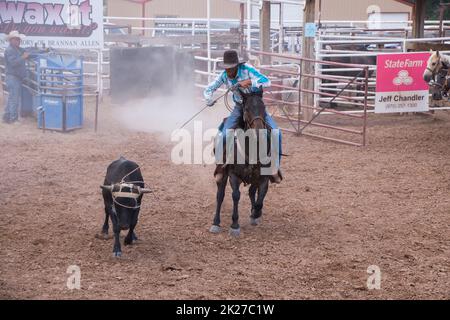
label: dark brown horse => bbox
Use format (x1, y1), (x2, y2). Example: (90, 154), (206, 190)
(210, 91), (278, 237)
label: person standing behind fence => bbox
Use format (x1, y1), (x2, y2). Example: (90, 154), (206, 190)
(2, 31), (29, 124)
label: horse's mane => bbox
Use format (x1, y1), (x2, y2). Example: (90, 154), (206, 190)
(432, 51), (450, 65)
(441, 53), (450, 66)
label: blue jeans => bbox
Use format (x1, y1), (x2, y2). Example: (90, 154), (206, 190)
(217, 105), (282, 168)
(3, 76), (22, 122)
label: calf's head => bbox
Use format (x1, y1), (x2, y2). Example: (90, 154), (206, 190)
(101, 183), (151, 230)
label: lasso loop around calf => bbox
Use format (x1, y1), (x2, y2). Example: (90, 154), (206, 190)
(110, 166), (154, 210)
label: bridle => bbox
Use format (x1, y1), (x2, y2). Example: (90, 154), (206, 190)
(245, 115), (267, 129)
(241, 91), (269, 130)
(427, 56), (450, 93)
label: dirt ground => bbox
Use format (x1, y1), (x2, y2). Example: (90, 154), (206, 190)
(0, 95), (449, 300)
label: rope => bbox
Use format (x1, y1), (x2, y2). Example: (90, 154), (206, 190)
(224, 90), (233, 112)
(120, 166), (142, 183)
(110, 166), (153, 210)
(112, 196), (140, 210)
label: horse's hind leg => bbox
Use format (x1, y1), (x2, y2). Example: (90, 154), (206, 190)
(210, 175), (228, 234)
(251, 179), (269, 226)
(229, 174), (241, 237)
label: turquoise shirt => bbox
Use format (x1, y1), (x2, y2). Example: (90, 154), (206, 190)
(204, 63), (271, 104)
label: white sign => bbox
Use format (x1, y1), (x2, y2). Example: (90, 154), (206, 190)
(375, 53), (430, 113)
(0, 0), (103, 49)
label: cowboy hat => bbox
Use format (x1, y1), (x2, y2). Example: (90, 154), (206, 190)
(218, 50), (246, 69)
(5, 30), (26, 41)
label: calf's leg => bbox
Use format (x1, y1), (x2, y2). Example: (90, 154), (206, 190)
(125, 210), (139, 245)
(109, 208), (122, 257)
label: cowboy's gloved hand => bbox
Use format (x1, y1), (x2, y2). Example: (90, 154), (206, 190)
(230, 83), (240, 91)
(206, 99), (216, 107)
(239, 79), (252, 88)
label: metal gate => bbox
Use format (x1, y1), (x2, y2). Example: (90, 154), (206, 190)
(249, 50), (370, 147)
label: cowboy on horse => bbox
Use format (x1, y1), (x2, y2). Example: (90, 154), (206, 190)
(204, 50), (283, 184)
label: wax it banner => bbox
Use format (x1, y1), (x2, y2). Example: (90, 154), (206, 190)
(0, 0), (103, 49)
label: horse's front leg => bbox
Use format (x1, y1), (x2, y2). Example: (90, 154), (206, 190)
(109, 209), (122, 257)
(251, 178), (269, 226)
(248, 184), (257, 223)
(229, 174), (241, 237)
(210, 174), (228, 233)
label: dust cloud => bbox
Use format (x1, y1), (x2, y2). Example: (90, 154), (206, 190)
(111, 87), (230, 139)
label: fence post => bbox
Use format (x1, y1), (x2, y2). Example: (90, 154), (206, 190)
(96, 49), (103, 101)
(279, 3), (284, 54)
(298, 57), (303, 135)
(207, 0), (211, 83)
(363, 67), (369, 147)
(301, 0), (315, 121)
(314, 33), (320, 110)
(95, 91), (99, 133)
(260, 1), (271, 64)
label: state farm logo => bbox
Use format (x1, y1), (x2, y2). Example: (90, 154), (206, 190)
(0, 0), (98, 37)
(393, 70), (413, 86)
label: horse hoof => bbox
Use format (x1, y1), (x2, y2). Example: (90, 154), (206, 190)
(250, 217), (262, 226)
(209, 225), (221, 234)
(229, 228), (241, 237)
(113, 251), (122, 258)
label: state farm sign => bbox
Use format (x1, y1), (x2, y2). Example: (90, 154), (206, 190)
(376, 52), (430, 113)
(0, 0), (103, 49)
